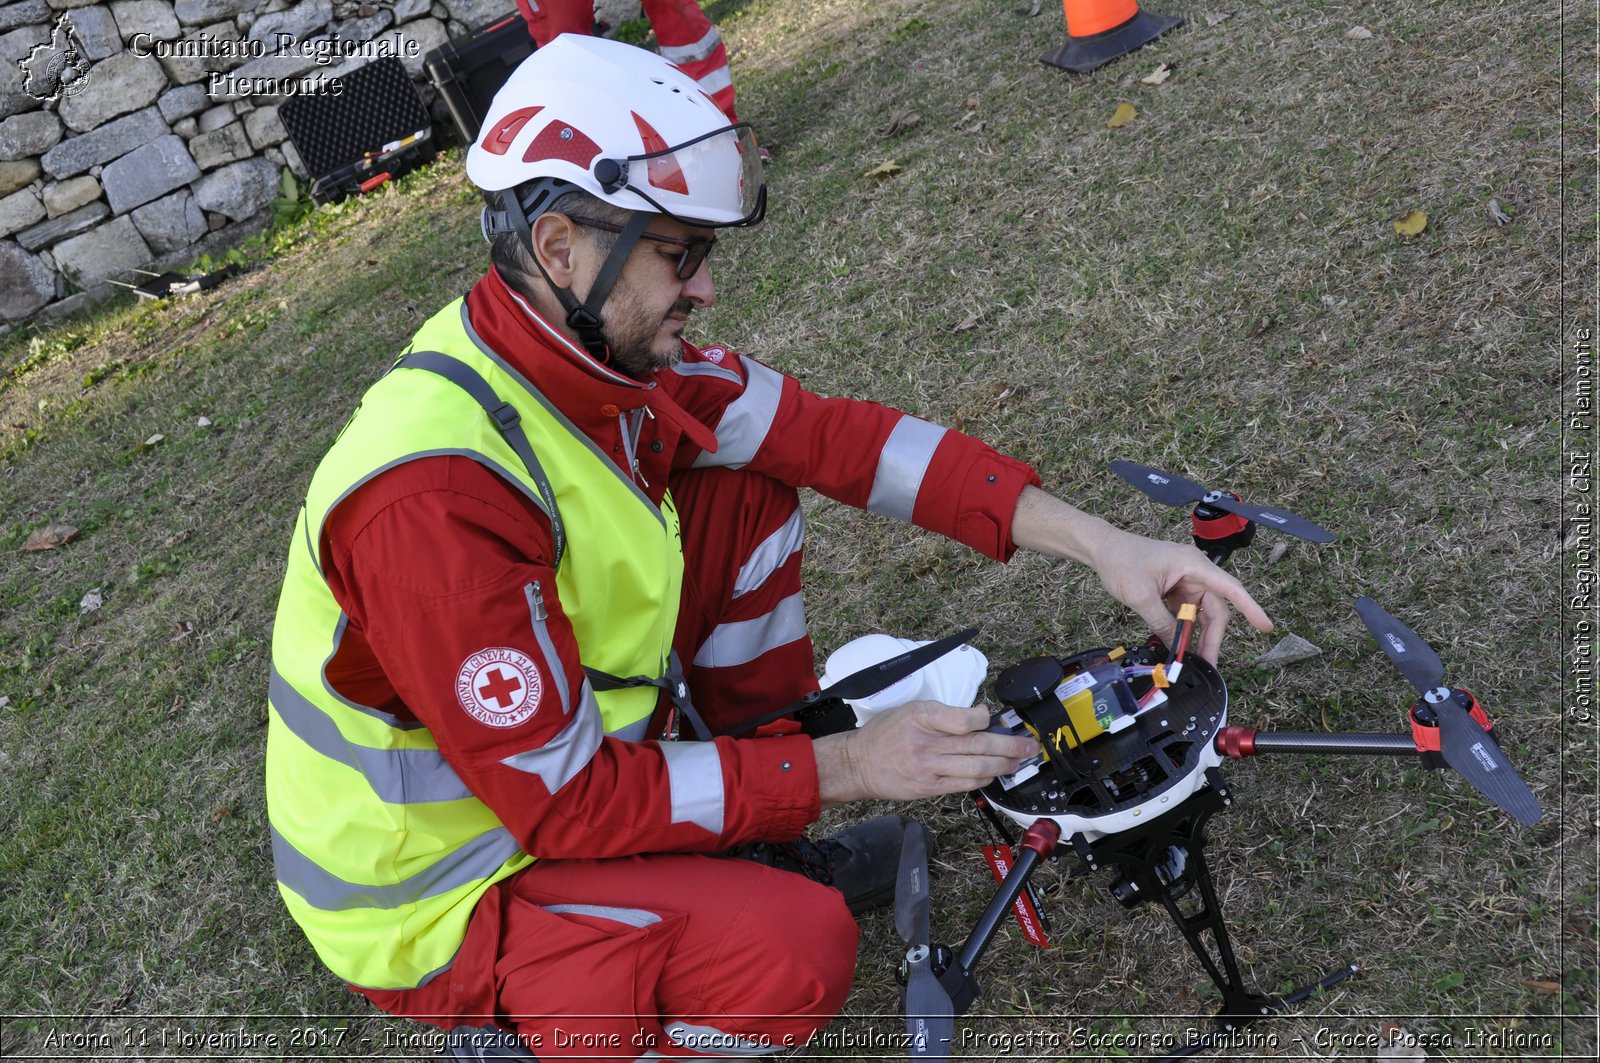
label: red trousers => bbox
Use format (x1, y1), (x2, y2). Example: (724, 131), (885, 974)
(360, 470), (855, 1060)
(514, 1), (740, 122)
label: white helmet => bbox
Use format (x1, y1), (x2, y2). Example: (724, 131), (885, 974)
(467, 33), (764, 229)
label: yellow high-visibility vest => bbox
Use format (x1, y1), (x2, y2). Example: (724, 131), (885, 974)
(266, 299), (684, 989)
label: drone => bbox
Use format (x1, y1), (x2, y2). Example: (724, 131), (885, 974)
(805, 460), (1544, 1062)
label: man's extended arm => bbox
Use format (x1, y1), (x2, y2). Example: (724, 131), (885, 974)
(1009, 485), (1273, 662)
(674, 346), (1272, 660)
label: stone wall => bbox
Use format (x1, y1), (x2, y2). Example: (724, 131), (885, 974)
(0, 0), (580, 326)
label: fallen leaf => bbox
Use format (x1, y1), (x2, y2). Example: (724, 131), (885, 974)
(1521, 979), (1562, 994)
(1346, 25), (1374, 39)
(19, 525), (79, 552)
(864, 160), (904, 178)
(876, 110), (922, 138)
(142, 433), (165, 448)
(962, 93), (980, 111)
(953, 312), (979, 332)
(196, 416), (213, 428)
(1205, 13), (1232, 26)
(210, 802), (234, 824)
(1320, 293), (1348, 308)
(1105, 102), (1138, 128)
(1247, 315), (1274, 337)
(1488, 197), (1513, 225)
(79, 588), (103, 614)
(1393, 209), (1428, 236)
(170, 621), (194, 642)
(1141, 63), (1173, 86)
(963, 119), (986, 134)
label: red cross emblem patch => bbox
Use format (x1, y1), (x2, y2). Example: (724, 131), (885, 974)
(455, 647), (542, 728)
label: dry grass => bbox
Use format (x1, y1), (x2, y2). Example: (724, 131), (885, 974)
(0, 0), (1592, 1059)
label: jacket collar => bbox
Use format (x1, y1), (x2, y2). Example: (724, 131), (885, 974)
(466, 269), (719, 455)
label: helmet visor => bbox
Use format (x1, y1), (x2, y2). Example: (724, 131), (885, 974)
(609, 123), (766, 228)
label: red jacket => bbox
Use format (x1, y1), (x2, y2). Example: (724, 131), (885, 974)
(318, 269), (1040, 859)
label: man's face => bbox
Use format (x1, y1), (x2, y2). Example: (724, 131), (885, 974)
(580, 216), (717, 379)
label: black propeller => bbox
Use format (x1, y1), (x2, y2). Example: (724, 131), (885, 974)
(723, 628), (980, 737)
(894, 821), (954, 1061)
(1354, 597), (1542, 825)
(1109, 460), (1337, 543)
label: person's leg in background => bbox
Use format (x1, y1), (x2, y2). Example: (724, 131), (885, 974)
(514, 0), (596, 45)
(639, 0), (741, 122)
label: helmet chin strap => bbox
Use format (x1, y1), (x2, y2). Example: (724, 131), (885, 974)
(496, 188), (654, 365)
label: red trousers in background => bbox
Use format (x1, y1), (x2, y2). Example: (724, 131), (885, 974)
(360, 469), (856, 1060)
(515, 1), (741, 122)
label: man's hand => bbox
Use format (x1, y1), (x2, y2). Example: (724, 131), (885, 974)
(1083, 525), (1272, 662)
(1011, 486), (1272, 662)
(812, 702), (1037, 808)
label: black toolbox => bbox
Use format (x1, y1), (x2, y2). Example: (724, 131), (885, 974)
(279, 57), (434, 204)
(424, 13), (535, 146)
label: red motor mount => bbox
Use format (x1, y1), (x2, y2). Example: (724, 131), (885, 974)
(1190, 492), (1256, 554)
(1410, 687), (1494, 769)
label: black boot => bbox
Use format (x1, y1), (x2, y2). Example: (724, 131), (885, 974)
(725, 815), (911, 915)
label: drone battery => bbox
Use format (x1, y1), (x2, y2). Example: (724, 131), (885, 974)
(1050, 662), (1138, 748)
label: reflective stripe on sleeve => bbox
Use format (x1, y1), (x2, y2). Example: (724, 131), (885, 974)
(691, 358), (784, 469)
(544, 904), (663, 928)
(696, 65), (734, 96)
(732, 509), (804, 599)
(658, 27), (723, 66)
(657, 740), (725, 835)
(866, 415), (947, 523)
(271, 822), (522, 911)
(498, 682), (605, 794)
(690, 593), (807, 669)
(270, 668), (474, 804)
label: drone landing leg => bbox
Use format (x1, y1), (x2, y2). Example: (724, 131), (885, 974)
(1069, 778), (1358, 1062)
(1150, 833), (1272, 1027)
(1074, 781), (1273, 1027)
(934, 820), (1062, 1012)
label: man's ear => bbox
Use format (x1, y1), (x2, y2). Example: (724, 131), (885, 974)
(530, 213), (579, 287)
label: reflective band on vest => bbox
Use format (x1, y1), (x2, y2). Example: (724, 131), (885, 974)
(266, 299), (684, 989)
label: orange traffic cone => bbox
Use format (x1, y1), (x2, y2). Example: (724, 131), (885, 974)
(1041, 0), (1182, 73)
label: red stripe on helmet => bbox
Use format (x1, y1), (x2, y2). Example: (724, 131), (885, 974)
(521, 121), (603, 169)
(480, 106), (543, 156)
(630, 112), (689, 196)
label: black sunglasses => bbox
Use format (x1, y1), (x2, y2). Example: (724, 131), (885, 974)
(564, 215), (716, 281)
